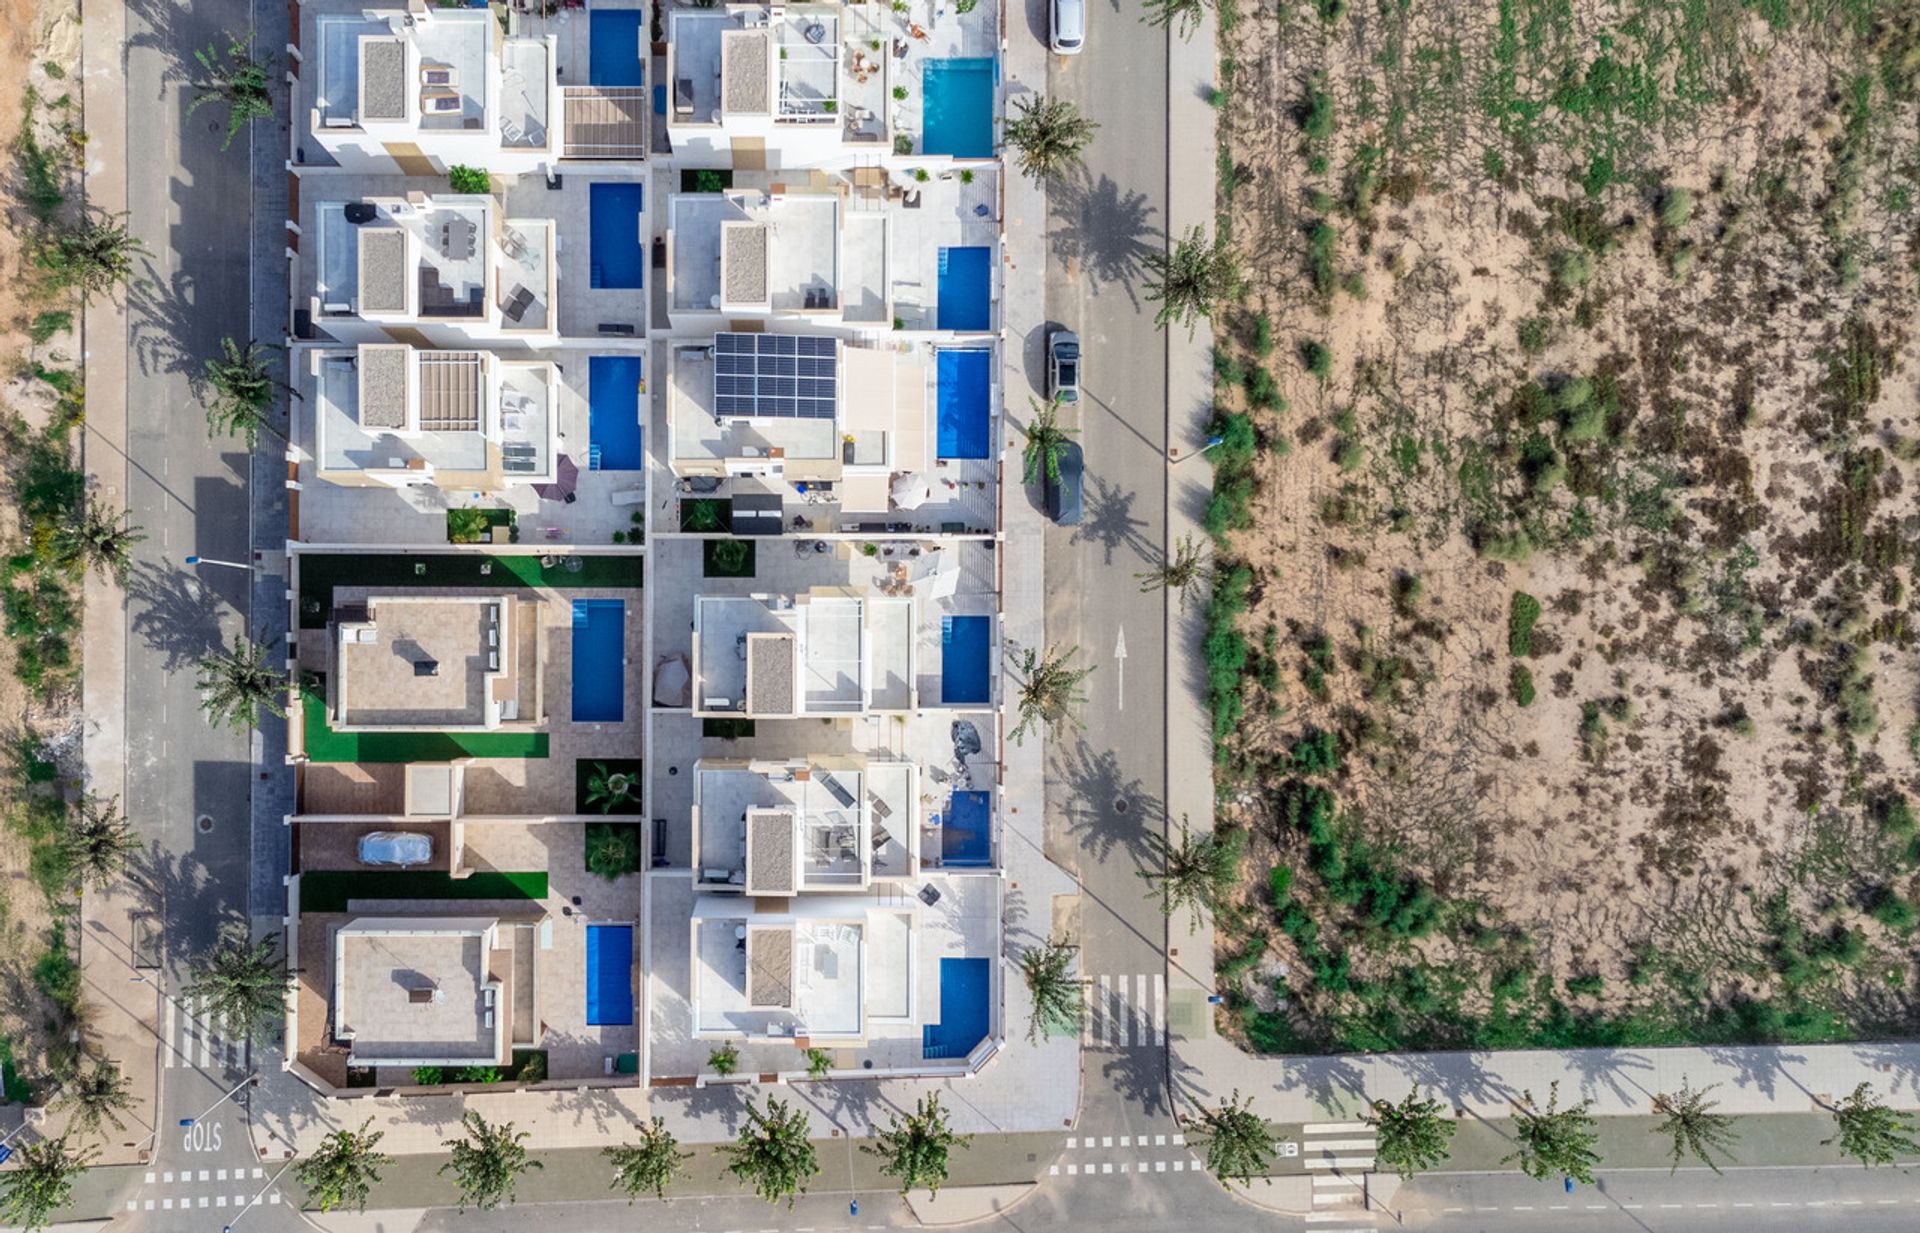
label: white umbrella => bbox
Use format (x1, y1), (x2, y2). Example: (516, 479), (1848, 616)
(890, 471), (933, 510)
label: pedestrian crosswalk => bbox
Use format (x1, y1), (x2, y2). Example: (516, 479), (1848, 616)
(1082, 973), (1167, 1048)
(1303, 1121), (1378, 1230)
(161, 995), (250, 1072)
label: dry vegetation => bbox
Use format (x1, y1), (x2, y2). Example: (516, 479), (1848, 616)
(1203, 0), (1920, 1053)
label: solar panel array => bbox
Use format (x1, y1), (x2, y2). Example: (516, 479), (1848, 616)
(713, 332), (838, 419)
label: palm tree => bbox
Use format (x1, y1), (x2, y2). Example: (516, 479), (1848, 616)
(1141, 0), (1212, 39)
(1139, 818), (1244, 931)
(40, 214), (148, 301)
(719, 1098), (819, 1207)
(1145, 225), (1241, 335)
(1502, 1082), (1601, 1184)
(1018, 936), (1084, 1043)
(1019, 393), (1078, 486)
(585, 763), (637, 813)
(1008, 644), (1095, 746)
(864, 1094), (971, 1197)
(0, 1137), (93, 1231)
(1367, 1088), (1455, 1179)
(1652, 1079), (1738, 1174)
(62, 795), (141, 892)
(1134, 534), (1209, 611)
(1001, 95), (1099, 181)
(63, 499), (145, 586)
(201, 338), (286, 445)
(1823, 1081), (1920, 1167)
(195, 635), (287, 730)
(183, 932), (292, 1040)
(604, 1118), (690, 1202)
(1194, 1091), (1275, 1187)
(296, 1119), (392, 1213)
(189, 34), (274, 151)
(54, 1060), (136, 1140)
(440, 1113), (542, 1211)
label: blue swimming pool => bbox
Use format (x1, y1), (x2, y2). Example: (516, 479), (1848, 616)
(589, 11), (646, 87)
(942, 790), (993, 867)
(936, 349), (993, 459)
(589, 182), (645, 290)
(922, 957), (991, 1059)
(937, 247), (992, 331)
(588, 355), (644, 470)
(572, 599), (625, 722)
(941, 614), (992, 705)
(922, 58), (995, 158)
(586, 923), (635, 1025)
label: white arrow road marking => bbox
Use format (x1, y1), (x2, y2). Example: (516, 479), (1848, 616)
(1113, 625), (1127, 711)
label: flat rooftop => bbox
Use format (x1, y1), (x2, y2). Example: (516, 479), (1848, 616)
(315, 7), (489, 131)
(312, 347), (556, 482)
(669, 192), (843, 313)
(335, 922), (497, 1064)
(337, 595), (521, 729)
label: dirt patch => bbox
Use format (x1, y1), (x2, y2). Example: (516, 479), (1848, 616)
(1205, 0), (1920, 1053)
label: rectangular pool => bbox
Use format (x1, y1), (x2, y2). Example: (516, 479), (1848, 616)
(922, 957), (991, 1058)
(589, 182), (645, 290)
(941, 614), (992, 705)
(588, 355), (644, 470)
(942, 790), (993, 867)
(572, 599), (626, 722)
(588, 11), (646, 87)
(937, 247), (992, 331)
(936, 349), (992, 459)
(585, 923), (635, 1026)
(922, 58), (995, 158)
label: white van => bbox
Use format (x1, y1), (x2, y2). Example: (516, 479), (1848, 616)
(1050, 0), (1085, 55)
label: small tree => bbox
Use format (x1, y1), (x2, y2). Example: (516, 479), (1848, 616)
(1823, 1081), (1920, 1167)
(1134, 534), (1209, 611)
(708, 1043), (740, 1076)
(804, 1047), (832, 1079)
(201, 337), (286, 446)
(41, 214), (148, 301)
(1194, 1091), (1275, 1187)
(0, 1138), (92, 1231)
(1141, 0), (1212, 39)
(1018, 936), (1084, 1043)
(1145, 225), (1240, 335)
(604, 1118), (691, 1202)
(62, 795), (141, 892)
(1367, 1088), (1455, 1179)
(184, 932), (292, 1040)
(720, 1098), (819, 1207)
(1019, 393), (1078, 486)
(1139, 817), (1243, 929)
(1009, 645), (1095, 746)
(54, 1060), (136, 1140)
(189, 34), (274, 151)
(195, 635), (288, 730)
(1652, 1079), (1738, 1174)
(447, 165), (491, 194)
(864, 1093), (970, 1197)
(1503, 1082), (1601, 1184)
(296, 1119), (392, 1214)
(440, 1113), (541, 1211)
(63, 499), (145, 586)
(1000, 95), (1099, 181)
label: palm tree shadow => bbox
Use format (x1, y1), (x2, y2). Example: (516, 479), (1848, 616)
(1048, 167), (1161, 309)
(1073, 474), (1151, 566)
(124, 260), (202, 381)
(1050, 737), (1163, 866)
(126, 560), (226, 672)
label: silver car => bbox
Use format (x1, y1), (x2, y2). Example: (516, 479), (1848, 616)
(358, 831), (434, 867)
(1050, 0), (1085, 55)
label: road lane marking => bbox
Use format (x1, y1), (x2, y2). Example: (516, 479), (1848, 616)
(1153, 973), (1166, 1044)
(1096, 976), (1111, 1047)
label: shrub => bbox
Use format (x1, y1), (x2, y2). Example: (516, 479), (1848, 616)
(1659, 188), (1694, 229)
(709, 1044), (740, 1076)
(28, 311), (71, 346)
(1252, 313), (1275, 357)
(1268, 866), (1293, 907)
(1299, 75), (1334, 140)
(1878, 794), (1917, 839)
(1669, 244), (1696, 279)
(1300, 339), (1332, 382)
(1244, 367), (1282, 411)
(1564, 401), (1609, 442)
(1564, 972), (1605, 998)
(1307, 220), (1338, 298)
(1551, 248), (1593, 291)
(1508, 593), (1541, 656)
(412, 1067), (444, 1085)
(1509, 664), (1535, 706)
(447, 165), (490, 194)
(1334, 439), (1367, 471)
(1871, 893), (1917, 932)
(1517, 316), (1550, 354)
(454, 1066), (504, 1084)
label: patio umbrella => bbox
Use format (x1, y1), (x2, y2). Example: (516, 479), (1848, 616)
(890, 471), (933, 510)
(534, 453), (579, 502)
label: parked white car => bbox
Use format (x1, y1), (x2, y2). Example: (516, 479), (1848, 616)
(1051, 0), (1085, 54)
(358, 831), (433, 867)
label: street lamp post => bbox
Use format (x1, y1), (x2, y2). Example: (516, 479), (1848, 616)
(1168, 434), (1225, 465)
(184, 554), (253, 571)
(222, 1156), (297, 1233)
(178, 1073), (259, 1131)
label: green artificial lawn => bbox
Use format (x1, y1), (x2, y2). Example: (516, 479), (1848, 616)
(300, 870), (548, 912)
(575, 758), (644, 814)
(702, 538), (756, 578)
(297, 553), (644, 629)
(301, 690), (549, 762)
